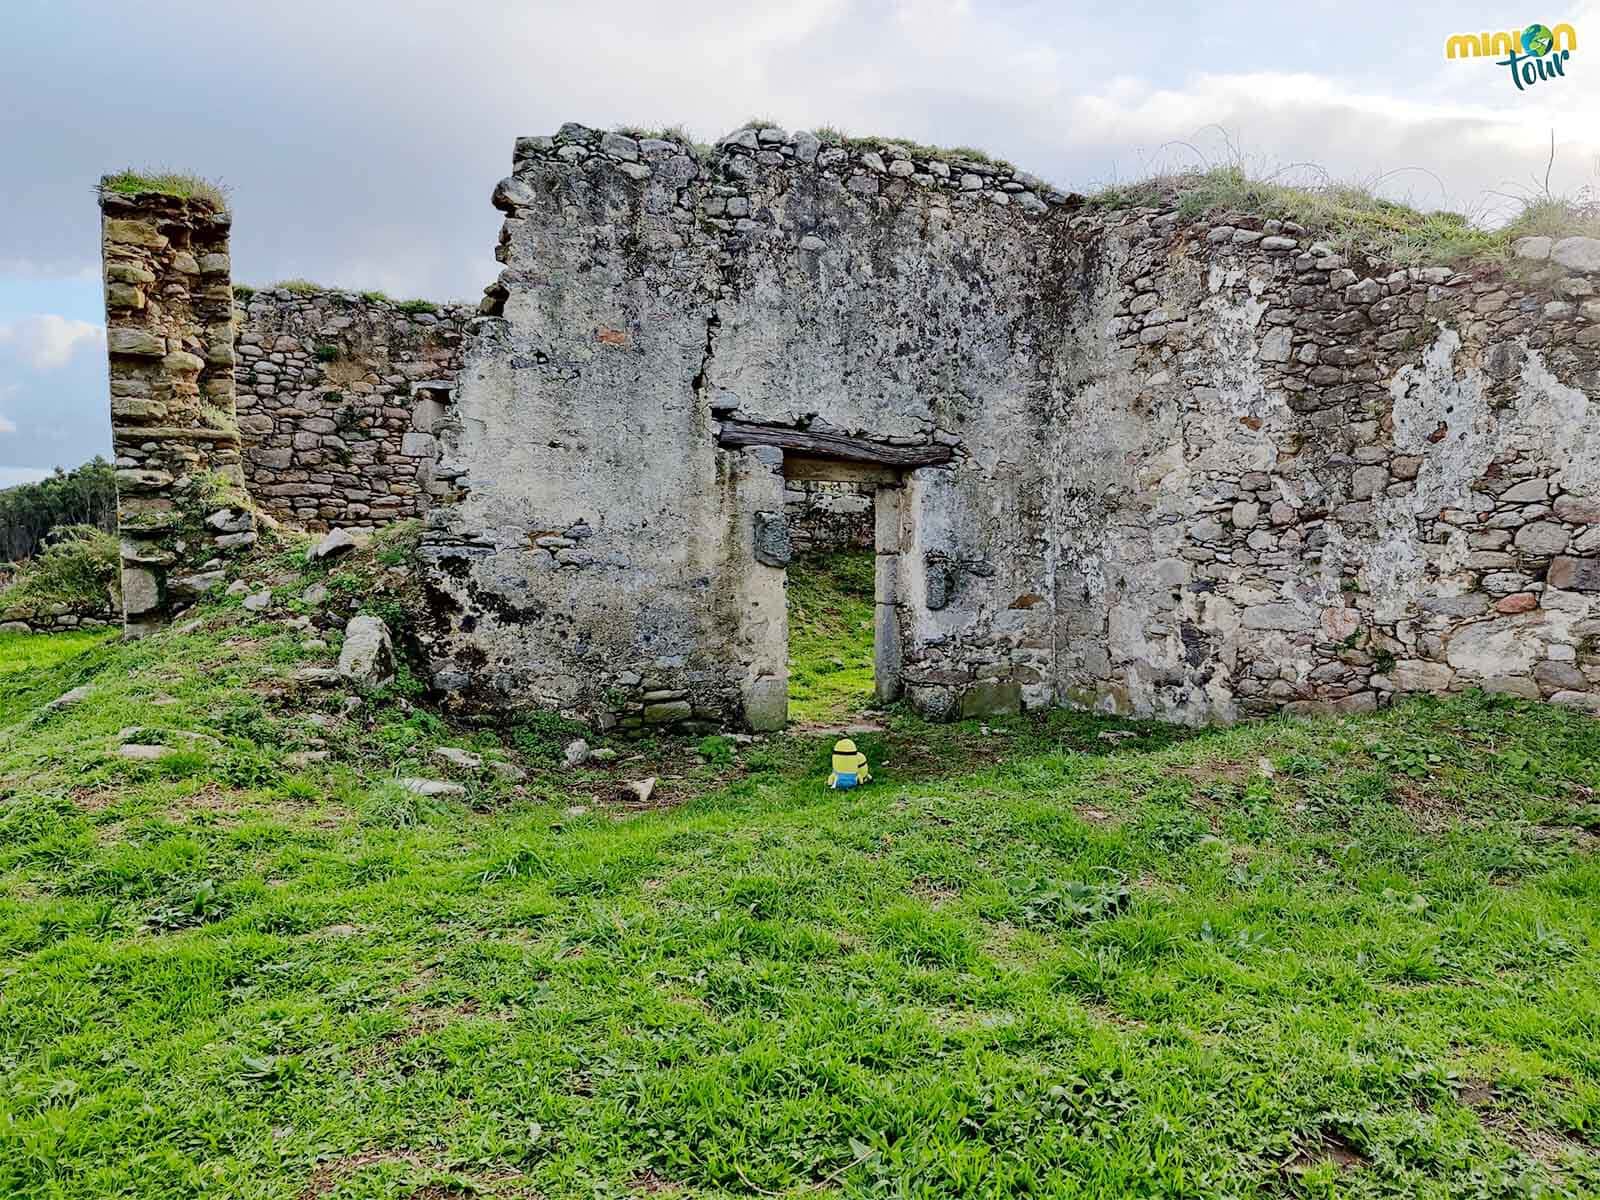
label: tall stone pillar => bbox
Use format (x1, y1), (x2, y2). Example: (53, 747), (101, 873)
(99, 183), (252, 636)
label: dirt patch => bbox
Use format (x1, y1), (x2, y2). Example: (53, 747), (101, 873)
(1477, 1101), (1596, 1172)
(1284, 1128), (1369, 1174)
(909, 876), (962, 907)
(1392, 781), (1462, 833)
(299, 1150), (533, 1199)
(628, 1169), (684, 1194)
(300, 1150), (429, 1198)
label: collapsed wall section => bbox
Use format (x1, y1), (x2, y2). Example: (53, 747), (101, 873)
(99, 187), (254, 635)
(234, 290), (471, 530)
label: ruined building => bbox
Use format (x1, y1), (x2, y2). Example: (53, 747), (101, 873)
(100, 123), (1600, 729)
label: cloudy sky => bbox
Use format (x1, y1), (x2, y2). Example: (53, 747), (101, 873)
(2, 0), (1597, 486)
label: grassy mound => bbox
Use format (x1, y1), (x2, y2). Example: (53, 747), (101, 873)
(786, 549), (876, 726)
(3, 535), (1600, 1196)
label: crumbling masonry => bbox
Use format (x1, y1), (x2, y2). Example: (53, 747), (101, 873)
(99, 188), (253, 635)
(102, 125), (1600, 730)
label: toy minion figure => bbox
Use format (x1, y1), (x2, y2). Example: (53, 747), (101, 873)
(828, 738), (871, 790)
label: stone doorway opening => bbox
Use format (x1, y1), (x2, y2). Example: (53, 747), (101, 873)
(724, 421), (947, 733)
(780, 456), (904, 730)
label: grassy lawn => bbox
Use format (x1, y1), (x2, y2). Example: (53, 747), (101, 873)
(0, 627), (115, 727)
(4, 538), (1600, 1198)
(786, 550), (877, 727)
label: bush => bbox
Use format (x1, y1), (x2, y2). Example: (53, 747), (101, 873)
(0, 526), (119, 616)
(0, 458), (117, 563)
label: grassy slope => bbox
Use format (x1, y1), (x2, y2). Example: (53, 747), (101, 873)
(3, 545), (1600, 1197)
(786, 550), (876, 727)
(0, 628), (115, 727)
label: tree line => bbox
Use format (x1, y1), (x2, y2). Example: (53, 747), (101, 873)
(0, 459), (118, 563)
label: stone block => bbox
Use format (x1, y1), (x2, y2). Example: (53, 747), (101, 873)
(643, 699), (693, 724)
(752, 511), (791, 568)
(1241, 603), (1314, 632)
(1554, 496), (1600, 524)
(401, 431), (436, 458)
(106, 327), (164, 357)
(338, 614), (396, 689)
(960, 679), (1022, 718)
(1551, 236), (1600, 273)
(743, 675), (787, 732)
(103, 218), (167, 248)
(1390, 660), (1455, 691)
(1549, 556), (1600, 591)
(121, 567), (160, 616)
(1514, 522), (1569, 555)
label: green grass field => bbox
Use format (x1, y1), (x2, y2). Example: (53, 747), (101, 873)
(4, 536), (1600, 1198)
(786, 550), (876, 727)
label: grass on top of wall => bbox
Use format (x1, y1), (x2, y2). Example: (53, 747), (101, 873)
(100, 169), (229, 210)
(1091, 165), (1600, 267)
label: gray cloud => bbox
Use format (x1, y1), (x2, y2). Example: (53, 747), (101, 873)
(1, 0), (1596, 474)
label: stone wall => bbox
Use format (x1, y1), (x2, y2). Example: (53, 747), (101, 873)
(0, 607), (117, 635)
(234, 290), (471, 529)
(1054, 211), (1600, 722)
(784, 479), (875, 552)
(99, 186), (254, 636)
(415, 122), (1600, 730)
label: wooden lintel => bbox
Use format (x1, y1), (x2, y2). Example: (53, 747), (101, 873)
(716, 421), (954, 468)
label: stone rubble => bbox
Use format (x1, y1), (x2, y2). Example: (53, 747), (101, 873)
(336, 614), (396, 689)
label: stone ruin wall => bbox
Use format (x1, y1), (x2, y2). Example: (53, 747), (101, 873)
(413, 123), (1600, 732)
(0, 604), (117, 636)
(98, 127), (1600, 729)
(233, 290), (471, 530)
(1063, 210), (1600, 721)
(99, 188), (254, 635)
(785, 479), (876, 553)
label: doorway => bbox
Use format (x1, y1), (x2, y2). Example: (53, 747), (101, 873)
(780, 457), (904, 729)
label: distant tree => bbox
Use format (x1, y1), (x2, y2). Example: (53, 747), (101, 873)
(0, 458), (119, 563)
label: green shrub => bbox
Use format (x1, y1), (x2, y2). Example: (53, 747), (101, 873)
(314, 344), (341, 362)
(511, 709), (588, 761)
(0, 526), (119, 615)
(395, 298), (438, 315)
(697, 734), (735, 766)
